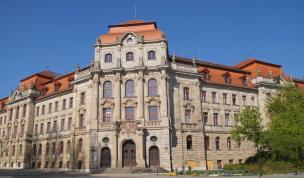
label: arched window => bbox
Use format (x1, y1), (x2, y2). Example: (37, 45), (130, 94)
(183, 87), (190, 100)
(148, 50), (156, 60)
(227, 137), (232, 150)
(12, 145), (15, 156)
(19, 144), (22, 155)
(80, 92), (85, 105)
(105, 53), (112, 63)
(215, 136), (220, 150)
(148, 78), (158, 96)
(46, 143), (50, 154)
(127, 38), (133, 44)
(186, 135), (192, 150)
(66, 140), (71, 154)
(60, 141), (64, 154)
(78, 138), (83, 152)
(126, 52), (134, 61)
(103, 81), (112, 98)
(125, 80), (134, 97)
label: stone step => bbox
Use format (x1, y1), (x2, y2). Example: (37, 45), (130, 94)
(95, 167), (169, 174)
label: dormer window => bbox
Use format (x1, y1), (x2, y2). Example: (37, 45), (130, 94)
(126, 52), (134, 61)
(42, 87), (49, 95)
(223, 72), (231, 84)
(105, 53), (112, 63)
(54, 83), (61, 92)
(201, 68), (210, 80)
(148, 50), (156, 60)
(240, 75), (248, 86)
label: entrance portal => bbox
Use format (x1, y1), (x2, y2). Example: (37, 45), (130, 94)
(100, 147), (111, 168)
(122, 140), (136, 167)
(149, 146), (160, 167)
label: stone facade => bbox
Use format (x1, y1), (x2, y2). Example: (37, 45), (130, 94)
(0, 20), (303, 172)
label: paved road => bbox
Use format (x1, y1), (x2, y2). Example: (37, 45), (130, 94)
(0, 169), (303, 178)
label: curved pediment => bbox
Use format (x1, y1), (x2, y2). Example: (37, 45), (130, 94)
(120, 32), (143, 46)
(100, 99), (115, 107)
(183, 102), (195, 110)
(122, 97), (138, 106)
(145, 97), (160, 105)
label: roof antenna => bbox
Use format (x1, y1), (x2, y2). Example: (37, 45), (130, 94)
(46, 61), (50, 71)
(198, 47), (201, 60)
(134, 4), (137, 19)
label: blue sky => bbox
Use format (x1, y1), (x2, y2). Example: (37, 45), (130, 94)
(0, 0), (304, 98)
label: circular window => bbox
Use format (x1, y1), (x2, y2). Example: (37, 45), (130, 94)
(102, 137), (109, 143)
(150, 136), (157, 142)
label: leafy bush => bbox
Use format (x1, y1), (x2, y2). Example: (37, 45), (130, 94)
(224, 162), (302, 175)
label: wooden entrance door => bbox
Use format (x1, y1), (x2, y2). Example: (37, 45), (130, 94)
(122, 140), (136, 167)
(149, 146), (160, 167)
(100, 147), (111, 168)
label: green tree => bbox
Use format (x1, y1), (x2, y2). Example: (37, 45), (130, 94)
(266, 84), (304, 166)
(231, 106), (264, 150)
(230, 106), (265, 177)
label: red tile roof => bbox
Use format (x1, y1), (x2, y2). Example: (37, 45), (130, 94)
(97, 19), (164, 45)
(0, 97), (8, 110)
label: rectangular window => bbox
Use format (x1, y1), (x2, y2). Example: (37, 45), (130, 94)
(34, 124), (38, 135)
(9, 109), (13, 121)
(232, 94), (237, 105)
(242, 95), (246, 105)
(225, 113), (229, 126)
(68, 118), (72, 130)
(13, 126), (18, 138)
(212, 92), (217, 103)
(61, 119), (65, 131)
(103, 108), (112, 122)
(201, 91), (207, 102)
(217, 160), (222, 169)
(125, 107), (134, 120)
(229, 160), (233, 164)
(22, 104), (27, 117)
(215, 137), (220, 150)
(53, 121), (57, 132)
(40, 123), (44, 134)
(41, 105), (45, 115)
(48, 103), (52, 113)
(183, 88), (190, 100)
(79, 114), (84, 128)
(148, 106), (158, 121)
(213, 113), (219, 126)
(55, 101), (58, 112)
(185, 109), (192, 123)
(52, 142), (56, 155)
(47, 122), (51, 133)
(203, 112), (208, 125)
(38, 144), (42, 155)
(15, 106), (19, 119)
(36, 107), (39, 116)
(20, 125), (24, 137)
(69, 97), (73, 108)
(223, 93), (227, 104)
(62, 99), (66, 110)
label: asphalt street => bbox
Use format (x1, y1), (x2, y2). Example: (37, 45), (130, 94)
(0, 169), (303, 178)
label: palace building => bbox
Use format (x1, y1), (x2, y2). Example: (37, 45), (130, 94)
(0, 20), (303, 172)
